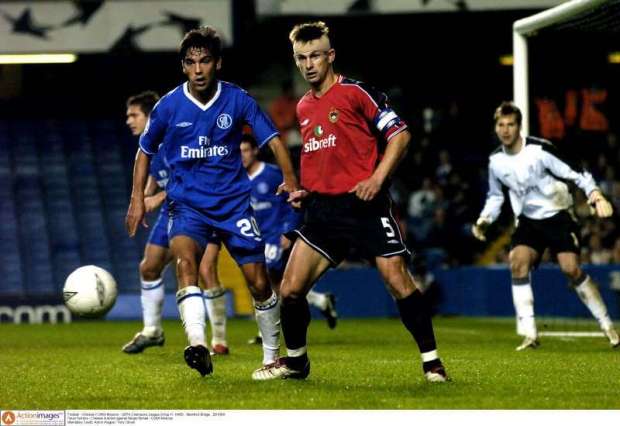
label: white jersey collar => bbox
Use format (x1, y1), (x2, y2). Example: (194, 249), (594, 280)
(247, 161), (265, 181)
(183, 81), (221, 111)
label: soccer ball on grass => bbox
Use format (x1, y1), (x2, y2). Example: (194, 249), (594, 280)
(63, 265), (118, 318)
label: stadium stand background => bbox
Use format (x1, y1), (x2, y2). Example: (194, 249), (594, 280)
(1, 0), (618, 319)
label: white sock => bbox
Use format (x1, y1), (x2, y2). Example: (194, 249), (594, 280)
(176, 286), (206, 347)
(306, 289), (327, 310)
(512, 277), (537, 339)
(574, 275), (613, 330)
(287, 347), (307, 357)
(204, 287), (228, 346)
(140, 278), (164, 337)
(254, 290), (280, 365)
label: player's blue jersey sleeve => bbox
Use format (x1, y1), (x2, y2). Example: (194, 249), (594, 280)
(139, 99), (169, 156)
(149, 151), (170, 189)
(241, 92), (279, 147)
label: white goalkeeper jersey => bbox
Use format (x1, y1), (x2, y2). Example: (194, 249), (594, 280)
(479, 136), (598, 222)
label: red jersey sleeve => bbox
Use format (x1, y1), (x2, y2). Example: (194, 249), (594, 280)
(351, 81), (408, 142)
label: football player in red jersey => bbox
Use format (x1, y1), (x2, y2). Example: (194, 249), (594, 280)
(253, 21), (448, 382)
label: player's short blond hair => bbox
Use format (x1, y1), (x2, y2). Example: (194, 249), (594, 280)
(289, 21), (330, 44)
(494, 101), (522, 125)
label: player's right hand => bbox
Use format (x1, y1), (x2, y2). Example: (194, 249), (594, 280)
(472, 217), (491, 241)
(126, 197), (148, 237)
(588, 190), (613, 218)
(287, 189), (309, 209)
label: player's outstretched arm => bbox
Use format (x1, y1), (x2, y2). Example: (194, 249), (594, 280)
(349, 129), (410, 201)
(269, 136), (299, 191)
(269, 136), (306, 207)
(472, 163), (504, 241)
(143, 176), (166, 212)
(126, 149), (151, 237)
(144, 175), (159, 197)
(538, 146), (613, 219)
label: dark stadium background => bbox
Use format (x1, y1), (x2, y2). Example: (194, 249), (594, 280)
(0, 0), (618, 321)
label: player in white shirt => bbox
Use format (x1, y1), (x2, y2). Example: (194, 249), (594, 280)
(473, 102), (619, 351)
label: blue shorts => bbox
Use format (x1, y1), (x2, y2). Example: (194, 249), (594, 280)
(147, 203), (170, 248)
(264, 236), (285, 274)
(168, 201), (264, 266)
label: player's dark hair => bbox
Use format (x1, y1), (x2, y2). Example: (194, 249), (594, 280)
(289, 21), (330, 44)
(179, 26), (222, 60)
(126, 91), (160, 115)
(241, 133), (258, 149)
(494, 101), (522, 125)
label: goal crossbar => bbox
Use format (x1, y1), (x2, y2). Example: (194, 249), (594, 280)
(513, 0), (612, 135)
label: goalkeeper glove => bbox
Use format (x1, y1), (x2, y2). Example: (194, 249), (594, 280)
(588, 190), (613, 218)
(472, 217), (491, 242)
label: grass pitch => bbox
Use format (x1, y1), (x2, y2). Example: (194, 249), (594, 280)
(1, 317), (619, 409)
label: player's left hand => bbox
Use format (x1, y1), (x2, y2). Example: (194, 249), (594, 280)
(588, 190), (613, 218)
(349, 176), (382, 201)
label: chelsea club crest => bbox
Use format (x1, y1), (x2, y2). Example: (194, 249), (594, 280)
(217, 113), (233, 129)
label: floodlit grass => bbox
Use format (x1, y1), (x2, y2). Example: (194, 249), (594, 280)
(1, 317), (619, 409)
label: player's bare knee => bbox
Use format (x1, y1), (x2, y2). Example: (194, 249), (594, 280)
(383, 272), (414, 298)
(378, 257), (413, 297)
(199, 263), (217, 288)
(509, 254), (530, 278)
(176, 257), (196, 276)
(510, 261), (529, 278)
(139, 259), (162, 281)
(560, 262), (580, 280)
(247, 278), (271, 301)
(279, 279), (305, 301)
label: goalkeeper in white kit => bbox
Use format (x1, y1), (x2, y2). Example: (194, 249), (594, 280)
(473, 101), (619, 351)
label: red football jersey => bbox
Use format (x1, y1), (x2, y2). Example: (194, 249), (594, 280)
(296, 75), (408, 195)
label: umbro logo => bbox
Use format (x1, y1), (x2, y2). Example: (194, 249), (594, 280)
(176, 122), (193, 127)
(300, 118), (310, 126)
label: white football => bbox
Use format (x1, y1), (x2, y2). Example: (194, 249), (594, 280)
(63, 265), (118, 318)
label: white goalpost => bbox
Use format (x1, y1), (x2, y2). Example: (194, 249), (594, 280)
(513, 0), (620, 338)
(513, 0), (615, 135)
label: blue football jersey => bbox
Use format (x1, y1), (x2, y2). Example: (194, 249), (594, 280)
(249, 162), (302, 242)
(139, 80), (279, 217)
(149, 150), (169, 190)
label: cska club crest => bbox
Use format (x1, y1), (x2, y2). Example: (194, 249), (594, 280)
(314, 125), (324, 137)
(328, 108), (339, 123)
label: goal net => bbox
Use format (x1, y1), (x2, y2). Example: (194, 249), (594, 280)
(513, 0), (620, 337)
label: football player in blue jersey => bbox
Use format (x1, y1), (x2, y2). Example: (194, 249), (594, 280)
(122, 91), (230, 356)
(125, 27), (299, 378)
